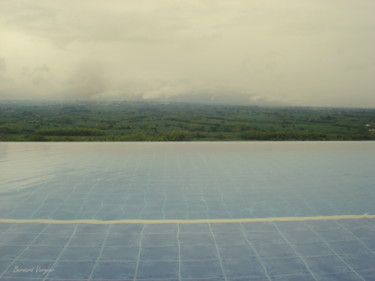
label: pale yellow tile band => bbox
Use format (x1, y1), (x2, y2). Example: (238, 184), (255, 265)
(0, 214), (374, 224)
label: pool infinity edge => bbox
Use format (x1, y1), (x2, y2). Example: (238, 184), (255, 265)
(1, 214), (374, 224)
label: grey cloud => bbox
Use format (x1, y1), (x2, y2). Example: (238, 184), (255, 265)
(0, 0), (374, 107)
(0, 58), (6, 73)
(0, 58), (6, 95)
(64, 61), (109, 100)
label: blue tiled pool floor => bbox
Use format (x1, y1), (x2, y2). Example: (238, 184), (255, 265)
(0, 218), (375, 281)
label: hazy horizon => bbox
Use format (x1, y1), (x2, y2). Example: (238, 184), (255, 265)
(1, 0), (375, 108)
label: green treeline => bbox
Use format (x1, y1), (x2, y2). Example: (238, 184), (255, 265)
(0, 101), (374, 141)
(35, 128), (106, 136)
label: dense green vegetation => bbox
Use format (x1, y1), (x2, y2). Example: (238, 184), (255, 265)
(0, 100), (374, 141)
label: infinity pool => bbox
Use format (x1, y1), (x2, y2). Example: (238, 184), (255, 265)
(1, 142), (374, 220)
(0, 142), (374, 280)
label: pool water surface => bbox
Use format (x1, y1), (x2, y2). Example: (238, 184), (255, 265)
(1, 142), (374, 220)
(0, 142), (374, 280)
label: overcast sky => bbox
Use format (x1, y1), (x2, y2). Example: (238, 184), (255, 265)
(0, 0), (374, 107)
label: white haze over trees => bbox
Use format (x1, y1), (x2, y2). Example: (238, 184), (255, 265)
(0, 0), (374, 107)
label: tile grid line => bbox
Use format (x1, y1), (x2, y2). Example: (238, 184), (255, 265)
(302, 220), (367, 281)
(161, 176), (167, 220)
(239, 222), (272, 281)
(0, 224), (49, 279)
(42, 224), (79, 281)
(0, 223), (14, 243)
(47, 182), (79, 219)
(177, 223), (182, 281)
(77, 179), (101, 220)
(133, 224), (146, 281)
(87, 224), (113, 281)
(136, 156), (148, 221)
(89, 158), (116, 220)
(4, 181), (50, 219)
(29, 191), (52, 219)
(271, 222), (318, 281)
(120, 170), (133, 219)
(92, 185), (111, 219)
(138, 184), (148, 220)
(179, 156), (189, 220)
(208, 223), (228, 281)
(334, 220), (375, 255)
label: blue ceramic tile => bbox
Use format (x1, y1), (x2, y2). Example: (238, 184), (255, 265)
(349, 226), (375, 240)
(0, 224), (13, 233)
(0, 277), (43, 281)
(367, 218), (375, 226)
(68, 233), (105, 247)
(0, 260), (13, 273)
(227, 278), (268, 281)
(140, 246), (179, 261)
(41, 224), (75, 234)
(282, 230), (323, 243)
(31, 233), (71, 246)
(340, 253), (375, 271)
(8, 224), (45, 234)
(336, 219), (370, 229)
(165, 211), (187, 220)
(50, 210), (78, 220)
(222, 259), (266, 278)
(76, 224), (109, 234)
(213, 233), (249, 246)
(60, 246), (102, 262)
(293, 242), (334, 257)
(357, 270), (375, 281)
(47, 261), (95, 279)
(275, 221), (311, 232)
(136, 261), (178, 279)
(315, 272), (364, 281)
(244, 231), (285, 244)
(142, 234), (178, 247)
(180, 244), (219, 260)
(270, 275), (316, 281)
(91, 261), (136, 280)
(18, 246), (63, 261)
(253, 242), (297, 258)
(110, 224), (144, 234)
(262, 257), (310, 276)
(179, 223), (210, 233)
(0, 233), (38, 246)
(139, 211), (165, 220)
(316, 230), (356, 242)
(362, 239), (375, 251)
(241, 222), (277, 233)
(211, 223), (242, 233)
(218, 245), (257, 262)
(304, 255), (351, 274)
(328, 240), (372, 256)
(0, 245), (25, 259)
(179, 233), (215, 245)
(100, 246), (139, 261)
(105, 233), (140, 247)
(180, 260), (224, 279)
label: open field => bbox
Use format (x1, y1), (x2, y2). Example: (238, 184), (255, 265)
(0, 101), (374, 141)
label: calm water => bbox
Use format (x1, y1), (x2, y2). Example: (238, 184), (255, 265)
(0, 142), (374, 220)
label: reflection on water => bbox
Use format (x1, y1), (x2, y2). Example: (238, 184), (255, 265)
(0, 142), (374, 220)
